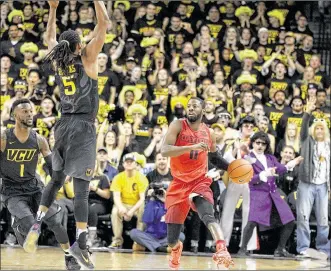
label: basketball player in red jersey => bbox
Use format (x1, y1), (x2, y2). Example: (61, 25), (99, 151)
(161, 97), (234, 270)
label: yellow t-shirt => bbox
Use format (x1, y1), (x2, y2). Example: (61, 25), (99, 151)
(110, 171), (148, 205)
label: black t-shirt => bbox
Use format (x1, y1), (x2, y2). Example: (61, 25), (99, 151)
(73, 22), (95, 37)
(33, 113), (57, 139)
(89, 174), (110, 205)
(314, 71), (331, 89)
(267, 26), (280, 44)
(204, 19), (226, 39)
(202, 114), (219, 126)
(14, 62), (29, 81)
(131, 16), (162, 40)
(98, 69), (120, 102)
(276, 111), (304, 139)
(222, 15), (239, 27)
(292, 27), (313, 38)
(251, 42), (275, 57)
(23, 17), (40, 42)
(146, 169), (173, 185)
(133, 123), (151, 153)
(265, 77), (293, 100)
(275, 166), (299, 195)
(265, 104), (291, 131)
(151, 111), (168, 127)
(29, 96), (43, 114)
(165, 28), (191, 48)
(296, 48), (315, 68)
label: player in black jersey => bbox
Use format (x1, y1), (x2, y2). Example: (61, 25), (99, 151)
(25, 1), (109, 269)
(0, 99), (80, 270)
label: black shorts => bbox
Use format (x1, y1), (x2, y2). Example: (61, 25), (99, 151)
(53, 115), (96, 181)
(5, 192), (60, 221)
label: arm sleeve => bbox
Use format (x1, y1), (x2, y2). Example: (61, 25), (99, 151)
(300, 113), (311, 141)
(208, 148), (230, 171)
(44, 154), (53, 177)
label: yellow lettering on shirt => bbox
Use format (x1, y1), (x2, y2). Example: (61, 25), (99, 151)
(270, 81), (288, 91)
(7, 149), (37, 162)
(207, 24), (223, 38)
(97, 76), (109, 95)
(270, 112), (284, 130)
(268, 30), (279, 44)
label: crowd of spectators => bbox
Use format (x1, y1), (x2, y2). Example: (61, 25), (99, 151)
(0, 0), (330, 257)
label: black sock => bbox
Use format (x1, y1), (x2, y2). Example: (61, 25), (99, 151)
(77, 231), (87, 250)
(278, 221), (295, 250)
(241, 222), (257, 250)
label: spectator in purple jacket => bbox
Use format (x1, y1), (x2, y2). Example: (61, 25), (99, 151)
(238, 132), (303, 257)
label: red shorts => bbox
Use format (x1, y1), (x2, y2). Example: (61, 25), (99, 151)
(165, 176), (213, 224)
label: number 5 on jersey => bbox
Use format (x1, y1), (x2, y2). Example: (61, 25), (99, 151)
(62, 77), (76, 95)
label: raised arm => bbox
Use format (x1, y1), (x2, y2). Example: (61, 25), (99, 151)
(84, 1), (110, 62)
(301, 97), (316, 141)
(46, 0), (59, 51)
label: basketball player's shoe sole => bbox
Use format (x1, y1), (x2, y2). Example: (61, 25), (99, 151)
(65, 255), (81, 270)
(23, 223), (41, 253)
(69, 241), (94, 270)
(169, 241), (183, 270)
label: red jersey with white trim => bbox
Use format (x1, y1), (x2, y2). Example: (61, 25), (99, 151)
(170, 119), (212, 182)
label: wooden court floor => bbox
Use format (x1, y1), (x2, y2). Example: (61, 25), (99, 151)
(1, 245), (330, 270)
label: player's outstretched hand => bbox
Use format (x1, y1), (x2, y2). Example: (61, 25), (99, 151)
(191, 142), (209, 152)
(48, 0), (59, 8)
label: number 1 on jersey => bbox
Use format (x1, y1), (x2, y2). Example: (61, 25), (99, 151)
(190, 150), (198, 160)
(20, 164), (24, 177)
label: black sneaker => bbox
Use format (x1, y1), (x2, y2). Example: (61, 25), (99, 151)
(190, 246), (198, 253)
(65, 255), (81, 270)
(69, 241), (94, 270)
(23, 223), (41, 253)
(237, 247), (250, 257)
(204, 246), (216, 253)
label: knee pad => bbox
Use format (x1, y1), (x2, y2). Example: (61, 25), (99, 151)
(17, 215), (35, 235)
(73, 178), (89, 202)
(200, 213), (216, 226)
(44, 213), (69, 244)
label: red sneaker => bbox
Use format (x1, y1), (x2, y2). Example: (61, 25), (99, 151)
(169, 241), (183, 270)
(212, 241), (234, 269)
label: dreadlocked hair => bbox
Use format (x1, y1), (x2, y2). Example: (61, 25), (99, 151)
(43, 30), (81, 76)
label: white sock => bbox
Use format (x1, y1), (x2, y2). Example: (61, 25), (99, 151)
(205, 240), (213, 248)
(191, 240), (199, 247)
(88, 227), (97, 231)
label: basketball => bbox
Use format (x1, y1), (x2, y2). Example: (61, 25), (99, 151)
(228, 159), (254, 184)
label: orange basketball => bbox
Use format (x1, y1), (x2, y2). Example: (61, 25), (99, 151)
(228, 159), (254, 184)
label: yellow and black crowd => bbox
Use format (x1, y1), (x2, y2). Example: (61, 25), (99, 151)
(0, 0), (330, 258)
